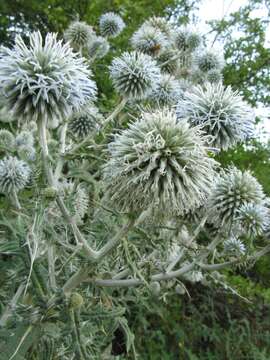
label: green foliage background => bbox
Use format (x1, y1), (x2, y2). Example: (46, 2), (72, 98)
(1, 0), (270, 358)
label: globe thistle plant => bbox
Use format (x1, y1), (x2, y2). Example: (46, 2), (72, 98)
(131, 25), (167, 56)
(174, 27), (201, 52)
(208, 167), (265, 228)
(237, 203), (269, 238)
(195, 49), (224, 72)
(64, 21), (94, 50)
(88, 36), (110, 59)
(176, 82), (255, 150)
(150, 74), (182, 106)
(0, 31), (97, 124)
(0, 156), (31, 193)
(99, 12), (125, 38)
(224, 237), (246, 256)
(103, 108), (217, 216)
(109, 51), (161, 100)
(69, 106), (102, 138)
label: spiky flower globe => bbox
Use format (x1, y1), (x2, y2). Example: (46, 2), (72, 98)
(174, 27), (201, 52)
(196, 49), (224, 72)
(109, 51), (161, 100)
(150, 74), (182, 106)
(131, 25), (167, 56)
(69, 106), (102, 138)
(176, 82), (255, 150)
(17, 145), (36, 162)
(237, 203), (269, 238)
(208, 167), (265, 228)
(224, 237), (246, 256)
(99, 12), (125, 38)
(88, 36), (110, 59)
(206, 69), (223, 83)
(64, 21), (94, 50)
(103, 108), (216, 217)
(15, 131), (34, 147)
(0, 130), (15, 150)
(0, 32), (97, 124)
(0, 156), (31, 193)
(143, 17), (173, 40)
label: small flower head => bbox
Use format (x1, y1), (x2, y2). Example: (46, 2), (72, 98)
(150, 74), (182, 106)
(174, 27), (201, 52)
(143, 17), (173, 40)
(157, 49), (179, 74)
(131, 25), (167, 56)
(0, 32), (97, 124)
(64, 21), (94, 50)
(196, 49), (224, 72)
(0, 130), (15, 150)
(206, 69), (223, 83)
(109, 51), (161, 100)
(88, 36), (110, 59)
(17, 145), (36, 162)
(0, 156), (31, 193)
(237, 203), (269, 238)
(208, 167), (265, 228)
(103, 108), (216, 217)
(15, 131), (34, 147)
(224, 237), (246, 256)
(69, 106), (102, 138)
(176, 82), (255, 150)
(99, 12), (125, 38)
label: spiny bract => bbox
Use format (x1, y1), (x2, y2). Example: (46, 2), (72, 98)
(176, 82), (255, 150)
(0, 32), (97, 124)
(109, 51), (161, 100)
(103, 108), (216, 217)
(0, 156), (31, 193)
(99, 12), (125, 38)
(131, 25), (167, 56)
(64, 21), (94, 50)
(208, 167), (265, 228)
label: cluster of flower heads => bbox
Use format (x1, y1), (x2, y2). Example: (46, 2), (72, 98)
(176, 82), (255, 151)
(103, 108), (217, 217)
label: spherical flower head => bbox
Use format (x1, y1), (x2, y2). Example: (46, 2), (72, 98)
(64, 21), (94, 50)
(0, 130), (15, 150)
(103, 108), (217, 217)
(88, 35), (110, 59)
(15, 131), (34, 147)
(131, 25), (167, 56)
(109, 51), (161, 100)
(196, 49), (224, 72)
(150, 74), (182, 106)
(69, 106), (102, 138)
(237, 203), (269, 238)
(0, 156), (31, 193)
(17, 145), (36, 162)
(176, 82), (255, 151)
(206, 69), (223, 83)
(143, 17), (173, 40)
(174, 27), (201, 52)
(0, 31), (97, 124)
(0, 105), (15, 123)
(157, 49), (178, 74)
(208, 167), (265, 228)
(99, 12), (125, 38)
(224, 237), (246, 256)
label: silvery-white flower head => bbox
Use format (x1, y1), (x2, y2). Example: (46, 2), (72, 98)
(174, 27), (201, 52)
(15, 131), (34, 147)
(17, 145), (36, 162)
(69, 106), (102, 138)
(208, 167), (265, 228)
(157, 48), (179, 74)
(176, 82), (255, 150)
(109, 51), (161, 100)
(224, 237), (246, 256)
(0, 31), (97, 124)
(143, 17), (173, 40)
(99, 12), (125, 38)
(195, 49), (224, 72)
(150, 74), (182, 106)
(131, 25), (167, 56)
(206, 69), (223, 83)
(64, 21), (94, 50)
(103, 108), (217, 217)
(88, 35), (110, 59)
(0, 156), (31, 193)
(0, 130), (15, 150)
(237, 203), (269, 238)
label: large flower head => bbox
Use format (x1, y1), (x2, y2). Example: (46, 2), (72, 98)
(99, 12), (125, 38)
(208, 167), (265, 228)
(0, 32), (97, 125)
(0, 156), (31, 193)
(131, 25), (167, 56)
(109, 51), (161, 100)
(176, 82), (255, 150)
(103, 108), (216, 217)
(64, 21), (94, 50)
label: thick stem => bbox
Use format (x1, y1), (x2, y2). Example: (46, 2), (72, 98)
(48, 243), (56, 290)
(102, 97), (127, 128)
(54, 122), (68, 182)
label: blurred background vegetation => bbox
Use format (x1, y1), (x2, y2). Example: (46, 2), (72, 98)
(1, 0), (270, 358)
